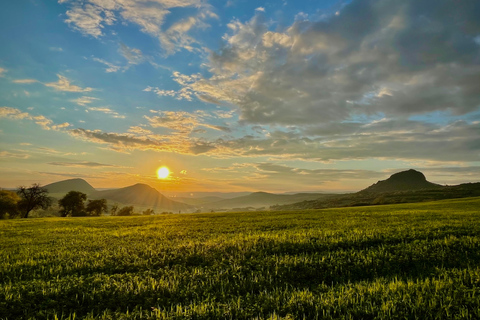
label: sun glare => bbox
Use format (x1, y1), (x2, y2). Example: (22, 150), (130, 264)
(157, 167), (170, 179)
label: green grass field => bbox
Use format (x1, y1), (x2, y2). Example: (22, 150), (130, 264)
(1, 197), (480, 319)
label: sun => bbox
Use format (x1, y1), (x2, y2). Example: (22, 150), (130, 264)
(157, 166), (170, 179)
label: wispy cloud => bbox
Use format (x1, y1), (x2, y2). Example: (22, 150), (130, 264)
(0, 107), (70, 131)
(45, 74), (93, 92)
(0, 67), (6, 77)
(48, 161), (118, 168)
(86, 107), (125, 119)
(61, 0), (218, 55)
(92, 57), (122, 73)
(0, 151), (30, 159)
(13, 79), (38, 84)
(71, 96), (99, 106)
(13, 74), (94, 92)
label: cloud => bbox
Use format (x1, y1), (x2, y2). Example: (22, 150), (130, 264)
(45, 74), (93, 92)
(0, 151), (30, 159)
(65, 3), (113, 38)
(68, 128), (164, 152)
(71, 96), (99, 106)
(48, 161), (117, 168)
(119, 43), (144, 64)
(13, 79), (38, 84)
(86, 107), (125, 118)
(62, 0), (218, 55)
(92, 57), (122, 73)
(0, 67), (6, 77)
(0, 107), (70, 131)
(169, 0), (480, 126)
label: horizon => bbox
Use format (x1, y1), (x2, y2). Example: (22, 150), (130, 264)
(1, 0), (479, 192)
(2, 167), (474, 198)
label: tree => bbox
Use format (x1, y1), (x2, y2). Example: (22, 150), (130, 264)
(142, 208), (155, 215)
(0, 190), (21, 219)
(59, 191), (87, 217)
(110, 204), (118, 216)
(85, 199), (108, 216)
(117, 206), (134, 216)
(16, 184), (52, 218)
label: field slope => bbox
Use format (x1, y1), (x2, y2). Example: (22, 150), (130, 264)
(1, 197), (480, 319)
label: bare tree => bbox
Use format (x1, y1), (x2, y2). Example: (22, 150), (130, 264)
(16, 184), (52, 218)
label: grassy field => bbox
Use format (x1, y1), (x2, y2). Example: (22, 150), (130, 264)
(1, 197), (480, 319)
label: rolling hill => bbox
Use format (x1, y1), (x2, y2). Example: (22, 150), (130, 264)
(204, 191), (336, 210)
(89, 183), (193, 212)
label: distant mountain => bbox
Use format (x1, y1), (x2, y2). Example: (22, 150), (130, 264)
(359, 169), (441, 194)
(44, 179), (96, 196)
(273, 169), (480, 211)
(172, 196), (226, 206)
(90, 183), (192, 212)
(205, 191), (335, 210)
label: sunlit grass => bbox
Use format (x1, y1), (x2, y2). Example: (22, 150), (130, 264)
(1, 197), (480, 319)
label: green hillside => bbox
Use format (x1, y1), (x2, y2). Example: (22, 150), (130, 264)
(2, 197), (480, 319)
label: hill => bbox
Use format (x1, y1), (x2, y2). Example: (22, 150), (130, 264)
(205, 191), (336, 210)
(359, 169), (441, 194)
(273, 169), (480, 210)
(90, 183), (193, 212)
(44, 179), (96, 196)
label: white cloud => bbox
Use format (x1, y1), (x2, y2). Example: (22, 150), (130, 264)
(87, 106), (125, 118)
(0, 67), (6, 77)
(71, 96), (99, 106)
(92, 57), (122, 73)
(45, 74), (93, 92)
(13, 79), (38, 84)
(62, 0), (217, 55)
(0, 107), (69, 131)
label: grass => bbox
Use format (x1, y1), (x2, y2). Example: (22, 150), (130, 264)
(1, 197), (480, 319)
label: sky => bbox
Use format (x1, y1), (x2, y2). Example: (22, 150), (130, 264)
(1, 0), (479, 195)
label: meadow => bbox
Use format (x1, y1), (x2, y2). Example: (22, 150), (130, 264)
(1, 197), (480, 319)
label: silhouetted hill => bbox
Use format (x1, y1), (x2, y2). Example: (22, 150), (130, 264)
(90, 183), (192, 212)
(359, 169), (441, 194)
(273, 170), (480, 211)
(205, 191), (335, 210)
(173, 196), (226, 206)
(44, 179), (96, 196)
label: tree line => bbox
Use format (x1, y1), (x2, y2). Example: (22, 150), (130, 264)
(0, 184), (157, 219)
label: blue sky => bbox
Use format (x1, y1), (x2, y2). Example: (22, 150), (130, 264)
(1, 0), (479, 194)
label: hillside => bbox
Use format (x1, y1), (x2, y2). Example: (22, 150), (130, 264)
(273, 169), (480, 210)
(90, 183), (192, 212)
(205, 191), (336, 210)
(359, 169), (441, 194)
(44, 179), (96, 196)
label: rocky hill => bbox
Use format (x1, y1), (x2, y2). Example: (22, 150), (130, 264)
(359, 169), (441, 194)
